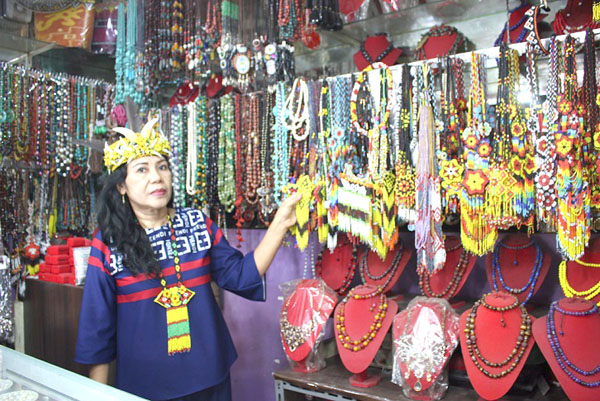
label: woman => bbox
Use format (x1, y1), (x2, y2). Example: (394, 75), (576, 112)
(75, 119), (301, 401)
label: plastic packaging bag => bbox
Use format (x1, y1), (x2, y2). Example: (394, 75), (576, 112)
(279, 278), (337, 373)
(72, 246), (91, 286)
(340, 0), (370, 24)
(0, 257), (14, 343)
(378, 0), (421, 14)
(92, 1), (118, 55)
(392, 297), (460, 401)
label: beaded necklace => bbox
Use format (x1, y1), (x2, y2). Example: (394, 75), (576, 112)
(272, 82), (289, 205)
(232, 94), (245, 244)
(553, 2), (600, 34)
(559, 260), (600, 305)
(335, 286), (388, 352)
(555, 36), (589, 260)
(206, 99), (220, 210)
(491, 240), (543, 305)
(414, 24), (466, 60)
(583, 30), (600, 214)
(419, 242), (469, 299)
(465, 295), (532, 378)
(415, 90), (445, 274)
(153, 213), (195, 355)
(283, 78), (309, 141)
(359, 241), (403, 291)
(314, 243), (358, 296)
(258, 92), (275, 225)
(546, 301), (600, 387)
(537, 37), (558, 229)
(185, 100), (197, 197)
(280, 291), (321, 352)
(460, 53), (496, 256)
(114, 2), (126, 104)
(438, 58), (464, 216)
(395, 65), (416, 224)
(218, 94), (236, 213)
(246, 94), (261, 204)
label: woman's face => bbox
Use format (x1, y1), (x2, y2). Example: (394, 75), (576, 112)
(118, 156), (172, 212)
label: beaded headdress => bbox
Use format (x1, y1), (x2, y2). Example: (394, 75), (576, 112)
(103, 118), (172, 173)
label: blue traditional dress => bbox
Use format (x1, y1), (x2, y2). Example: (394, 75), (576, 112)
(75, 208), (265, 400)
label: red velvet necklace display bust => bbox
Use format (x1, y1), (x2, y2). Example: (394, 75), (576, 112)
(334, 284), (398, 387)
(459, 291), (536, 400)
(559, 236), (600, 306)
(485, 234), (551, 306)
(353, 34), (402, 71)
(393, 297), (460, 396)
(533, 297), (600, 401)
(280, 279), (337, 371)
(419, 235), (476, 300)
(358, 240), (412, 293)
(315, 236), (357, 296)
(552, 0), (599, 35)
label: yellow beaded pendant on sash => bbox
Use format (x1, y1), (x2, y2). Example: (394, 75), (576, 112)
(154, 214), (195, 355)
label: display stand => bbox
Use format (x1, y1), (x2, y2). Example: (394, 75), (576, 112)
(334, 284), (398, 387)
(419, 235), (476, 301)
(459, 292), (536, 400)
(359, 243), (412, 293)
(533, 298), (600, 401)
(485, 234), (551, 305)
(273, 357), (567, 401)
(349, 370), (381, 388)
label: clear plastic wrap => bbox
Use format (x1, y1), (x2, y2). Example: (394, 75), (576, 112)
(92, 1), (119, 55)
(72, 246), (91, 286)
(378, 0), (421, 14)
(340, 0), (371, 24)
(279, 278), (337, 373)
(0, 258), (13, 343)
(392, 297), (459, 401)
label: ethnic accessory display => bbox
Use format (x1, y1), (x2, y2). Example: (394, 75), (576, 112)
(104, 118), (172, 172)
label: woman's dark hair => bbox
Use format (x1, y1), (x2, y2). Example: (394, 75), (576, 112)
(96, 164), (169, 276)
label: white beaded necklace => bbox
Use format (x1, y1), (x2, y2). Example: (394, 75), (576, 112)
(185, 102), (197, 196)
(283, 77), (309, 141)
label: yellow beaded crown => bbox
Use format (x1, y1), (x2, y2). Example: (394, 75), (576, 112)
(104, 118), (172, 172)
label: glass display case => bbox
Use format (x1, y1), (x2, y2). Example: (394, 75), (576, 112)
(0, 346), (145, 401)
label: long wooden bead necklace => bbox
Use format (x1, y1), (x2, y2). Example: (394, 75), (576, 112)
(336, 286), (388, 352)
(465, 295), (532, 378)
(245, 94), (261, 205)
(359, 241), (404, 291)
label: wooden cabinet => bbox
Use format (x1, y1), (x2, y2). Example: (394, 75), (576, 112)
(23, 278), (87, 377)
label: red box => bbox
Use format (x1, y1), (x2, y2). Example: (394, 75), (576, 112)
(67, 237), (91, 248)
(56, 273), (75, 285)
(51, 264), (71, 274)
(46, 245), (69, 255)
(46, 254), (69, 265)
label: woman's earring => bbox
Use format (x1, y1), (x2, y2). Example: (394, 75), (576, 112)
(122, 194), (125, 204)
